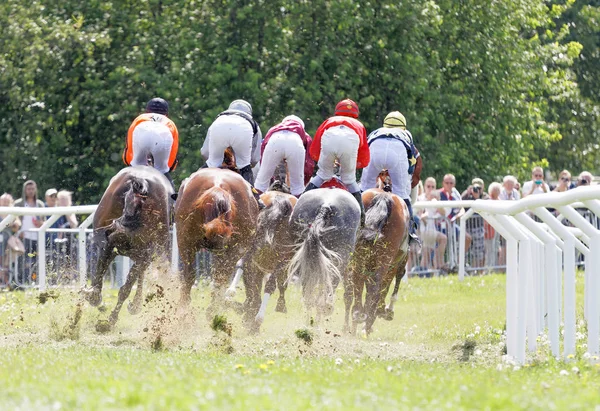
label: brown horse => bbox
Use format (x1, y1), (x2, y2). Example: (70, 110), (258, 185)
(345, 188), (409, 335)
(83, 166), (174, 329)
(175, 168), (259, 317)
(224, 190), (297, 333)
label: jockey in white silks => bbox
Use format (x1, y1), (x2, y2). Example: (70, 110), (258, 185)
(360, 111), (420, 245)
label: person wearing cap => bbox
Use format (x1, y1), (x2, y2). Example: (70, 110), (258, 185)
(122, 97), (179, 188)
(254, 115), (314, 197)
(202, 99), (263, 185)
(303, 99), (370, 224)
(44, 188), (58, 207)
(359, 111), (420, 245)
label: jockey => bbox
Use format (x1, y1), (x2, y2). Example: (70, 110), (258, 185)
(255, 115), (314, 197)
(123, 97), (179, 189)
(201, 99), (262, 185)
(360, 111), (420, 245)
(303, 99), (370, 224)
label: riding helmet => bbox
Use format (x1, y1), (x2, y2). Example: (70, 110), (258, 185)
(283, 115), (305, 129)
(145, 98), (169, 116)
(334, 99), (359, 118)
(383, 111), (407, 129)
(228, 99), (253, 116)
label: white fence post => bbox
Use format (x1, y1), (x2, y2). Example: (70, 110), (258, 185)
(458, 208), (475, 281)
(78, 213), (95, 287)
(36, 215), (61, 290)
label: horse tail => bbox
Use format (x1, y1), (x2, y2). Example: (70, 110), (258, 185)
(116, 176), (150, 230)
(287, 204), (342, 311)
(260, 195), (294, 245)
(195, 187), (237, 247)
(360, 193), (393, 242)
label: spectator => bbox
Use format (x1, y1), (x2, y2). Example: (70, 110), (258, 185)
(553, 170), (572, 192)
(44, 188), (58, 207)
(14, 180), (45, 285)
(500, 175), (521, 200)
(419, 190), (448, 271)
(56, 191), (78, 230)
(419, 177), (437, 201)
(522, 166), (549, 197)
(576, 171), (593, 187)
(0, 193), (23, 285)
(485, 183), (503, 269)
(439, 174), (472, 260)
(462, 178), (486, 269)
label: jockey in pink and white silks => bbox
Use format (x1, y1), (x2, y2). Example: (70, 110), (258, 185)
(254, 115), (313, 197)
(201, 99), (263, 185)
(360, 111), (420, 245)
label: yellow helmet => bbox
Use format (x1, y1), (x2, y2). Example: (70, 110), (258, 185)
(383, 111), (407, 129)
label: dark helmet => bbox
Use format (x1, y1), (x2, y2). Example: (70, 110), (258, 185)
(145, 97), (169, 116)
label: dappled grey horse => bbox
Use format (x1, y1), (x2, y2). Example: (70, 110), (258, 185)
(287, 188), (361, 322)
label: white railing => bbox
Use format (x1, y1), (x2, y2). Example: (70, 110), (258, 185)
(414, 186), (600, 364)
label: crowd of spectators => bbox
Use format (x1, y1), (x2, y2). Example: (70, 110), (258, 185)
(0, 180), (78, 288)
(413, 167), (596, 274)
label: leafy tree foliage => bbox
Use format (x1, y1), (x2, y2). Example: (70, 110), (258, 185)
(0, 0), (594, 203)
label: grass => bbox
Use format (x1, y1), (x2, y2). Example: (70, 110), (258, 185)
(0, 272), (598, 410)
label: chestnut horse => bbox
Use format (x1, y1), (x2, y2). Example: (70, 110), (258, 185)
(345, 188), (409, 335)
(83, 166), (174, 329)
(175, 168), (259, 317)
(288, 188), (361, 322)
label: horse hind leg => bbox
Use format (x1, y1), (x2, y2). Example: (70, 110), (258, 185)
(83, 233), (115, 307)
(102, 262), (143, 330)
(274, 261), (288, 313)
(128, 261), (147, 315)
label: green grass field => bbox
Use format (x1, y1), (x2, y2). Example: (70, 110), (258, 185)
(1, 272), (599, 410)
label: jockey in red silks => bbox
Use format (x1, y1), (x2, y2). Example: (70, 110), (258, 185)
(255, 115), (314, 197)
(302, 99), (370, 224)
(123, 97), (179, 189)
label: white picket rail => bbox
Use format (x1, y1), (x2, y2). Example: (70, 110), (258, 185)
(2, 186), (600, 363)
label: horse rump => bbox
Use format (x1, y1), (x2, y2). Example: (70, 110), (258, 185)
(287, 205), (342, 314)
(195, 186), (237, 249)
(257, 194), (294, 245)
(360, 193), (394, 242)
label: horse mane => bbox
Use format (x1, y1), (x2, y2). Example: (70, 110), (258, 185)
(194, 186), (237, 248)
(360, 193), (394, 242)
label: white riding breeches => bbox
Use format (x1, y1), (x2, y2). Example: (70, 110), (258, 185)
(314, 125), (360, 192)
(360, 138), (410, 199)
(255, 130), (306, 196)
(130, 121), (174, 173)
(206, 115), (254, 169)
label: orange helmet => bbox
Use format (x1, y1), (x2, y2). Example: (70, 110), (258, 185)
(334, 99), (359, 118)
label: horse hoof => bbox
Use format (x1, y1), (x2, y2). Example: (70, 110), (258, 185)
(275, 300), (287, 313)
(127, 302), (141, 315)
(83, 289), (102, 307)
(95, 319), (112, 334)
(383, 308), (394, 321)
(352, 311), (367, 323)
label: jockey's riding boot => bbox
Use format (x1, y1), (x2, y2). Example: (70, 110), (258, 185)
(163, 172), (176, 192)
(403, 198), (421, 247)
(351, 191), (366, 227)
(252, 186), (266, 210)
(302, 182), (319, 195)
(201, 162), (209, 169)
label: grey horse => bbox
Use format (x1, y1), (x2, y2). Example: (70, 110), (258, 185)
(287, 188), (361, 322)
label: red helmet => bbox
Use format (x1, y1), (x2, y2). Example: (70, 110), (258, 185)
(334, 99), (359, 118)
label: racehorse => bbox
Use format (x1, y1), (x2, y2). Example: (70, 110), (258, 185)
(83, 166), (174, 329)
(225, 190), (297, 333)
(345, 188), (409, 335)
(175, 167), (259, 317)
(287, 188), (361, 322)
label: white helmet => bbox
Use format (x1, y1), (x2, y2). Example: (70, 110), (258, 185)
(283, 115), (305, 129)
(228, 99), (252, 116)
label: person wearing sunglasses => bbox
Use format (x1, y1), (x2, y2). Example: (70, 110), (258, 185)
(553, 170), (572, 192)
(522, 166), (549, 197)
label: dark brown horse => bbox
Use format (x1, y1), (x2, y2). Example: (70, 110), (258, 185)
(83, 166), (174, 329)
(175, 168), (259, 317)
(345, 188), (409, 335)
(225, 190), (297, 333)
